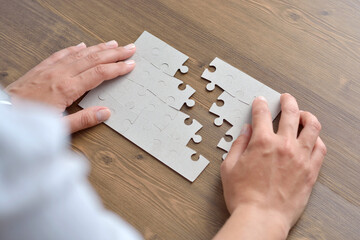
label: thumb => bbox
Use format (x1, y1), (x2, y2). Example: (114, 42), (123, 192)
(64, 106), (111, 133)
(223, 124), (252, 169)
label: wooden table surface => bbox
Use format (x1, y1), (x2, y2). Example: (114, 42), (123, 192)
(1, 0), (360, 239)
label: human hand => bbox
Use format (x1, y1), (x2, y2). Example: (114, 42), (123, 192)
(216, 93), (326, 239)
(6, 40), (136, 133)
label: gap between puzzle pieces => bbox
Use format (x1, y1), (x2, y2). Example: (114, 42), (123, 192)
(202, 57), (281, 159)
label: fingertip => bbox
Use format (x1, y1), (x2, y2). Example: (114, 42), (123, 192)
(257, 96), (267, 102)
(252, 96), (267, 106)
(124, 60), (136, 72)
(124, 43), (136, 50)
(280, 93), (297, 104)
(105, 40), (118, 48)
(125, 59), (135, 65)
(96, 107), (111, 122)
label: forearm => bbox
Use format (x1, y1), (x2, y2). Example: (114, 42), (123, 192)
(213, 205), (290, 240)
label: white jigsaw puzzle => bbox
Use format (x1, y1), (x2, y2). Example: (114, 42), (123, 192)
(79, 31), (208, 182)
(202, 57), (281, 159)
(134, 31), (189, 76)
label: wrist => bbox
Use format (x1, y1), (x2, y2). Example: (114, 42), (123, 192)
(232, 204), (290, 239)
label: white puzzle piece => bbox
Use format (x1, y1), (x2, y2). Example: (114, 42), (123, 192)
(209, 91), (251, 127)
(202, 57), (265, 104)
(127, 54), (195, 110)
(135, 31), (189, 76)
(79, 32), (208, 182)
(202, 57), (281, 159)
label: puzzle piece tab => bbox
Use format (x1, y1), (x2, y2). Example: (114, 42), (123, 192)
(79, 31), (208, 182)
(126, 55), (195, 110)
(209, 91), (251, 127)
(162, 111), (203, 145)
(203, 57), (281, 159)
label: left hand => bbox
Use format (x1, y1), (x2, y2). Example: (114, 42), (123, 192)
(6, 40), (136, 133)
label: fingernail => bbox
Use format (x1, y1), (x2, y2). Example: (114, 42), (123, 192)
(125, 59), (135, 65)
(96, 108), (111, 122)
(124, 43), (135, 50)
(105, 40), (118, 47)
(76, 42), (86, 48)
(240, 124), (250, 136)
(257, 96), (267, 102)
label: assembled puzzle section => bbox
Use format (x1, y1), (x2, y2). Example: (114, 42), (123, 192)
(202, 58), (281, 159)
(127, 54), (195, 110)
(79, 31), (209, 182)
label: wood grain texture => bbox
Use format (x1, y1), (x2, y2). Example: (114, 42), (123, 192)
(1, 0), (360, 239)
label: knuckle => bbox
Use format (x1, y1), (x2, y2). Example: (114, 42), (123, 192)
(293, 157), (307, 170)
(306, 171), (316, 186)
(40, 69), (56, 80)
(254, 133), (272, 147)
(86, 52), (101, 63)
(277, 137), (295, 158)
(72, 51), (85, 60)
(283, 104), (299, 115)
(80, 112), (94, 128)
(252, 105), (268, 117)
(54, 78), (76, 98)
(309, 118), (322, 132)
(303, 112), (322, 132)
(94, 65), (107, 77)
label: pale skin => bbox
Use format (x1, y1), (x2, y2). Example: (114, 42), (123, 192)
(6, 40), (136, 133)
(5, 42), (326, 239)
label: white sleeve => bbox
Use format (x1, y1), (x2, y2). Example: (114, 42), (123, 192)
(0, 101), (143, 240)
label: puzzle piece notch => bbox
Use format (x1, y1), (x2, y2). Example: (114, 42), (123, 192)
(216, 92), (281, 157)
(124, 105), (207, 182)
(135, 31), (189, 77)
(146, 142), (209, 182)
(79, 31), (208, 182)
(204, 58), (282, 159)
(201, 57), (265, 104)
(126, 55), (195, 110)
(209, 91), (252, 127)
(162, 111), (203, 145)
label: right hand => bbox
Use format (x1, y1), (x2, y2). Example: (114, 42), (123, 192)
(220, 93), (326, 235)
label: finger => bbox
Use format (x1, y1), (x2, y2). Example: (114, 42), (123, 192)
(224, 124), (252, 167)
(64, 106), (111, 133)
(69, 43), (136, 76)
(59, 40), (119, 65)
(310, 137), (326, 182)
(74, 60), (136, 93)
(251, 96), (273, 136)
(40, 43), (87, 66)
(298, 111), (322, 151)
(277, 93), (300, 138)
